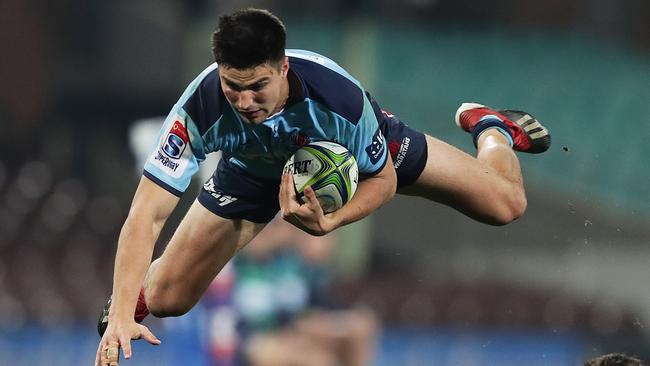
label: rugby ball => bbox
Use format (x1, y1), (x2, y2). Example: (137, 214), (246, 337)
(283, 141), (359, 213)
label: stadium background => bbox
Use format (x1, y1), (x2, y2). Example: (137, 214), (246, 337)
(1, 0), (650, 364)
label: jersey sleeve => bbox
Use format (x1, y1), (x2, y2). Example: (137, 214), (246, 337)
(142, 64), (219, 195)
(142, 106), (206, 196)
(346, 95), (388, 177)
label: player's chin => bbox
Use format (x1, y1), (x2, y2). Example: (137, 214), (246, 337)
(239, 110), (266, 123)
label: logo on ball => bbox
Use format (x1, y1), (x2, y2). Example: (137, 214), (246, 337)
(284, 159), (313, 175)
(284, 141), (358, 213)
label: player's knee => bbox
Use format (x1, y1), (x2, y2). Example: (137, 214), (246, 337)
(491, 190), (527, 225)
(146, 284), (194, 318)
(509, 188), (528, 221)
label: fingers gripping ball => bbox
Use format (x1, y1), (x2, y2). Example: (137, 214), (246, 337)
(284, 141), (359, 213)
(102, 341), (120, 366)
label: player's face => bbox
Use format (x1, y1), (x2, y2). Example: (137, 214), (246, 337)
(219, 58), (289, 124)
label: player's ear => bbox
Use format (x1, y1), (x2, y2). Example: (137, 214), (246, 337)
(280, 56), (289, 77)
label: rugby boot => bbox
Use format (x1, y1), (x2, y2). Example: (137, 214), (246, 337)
(97, 288), (150, 337)
(455, 102), (551, 153)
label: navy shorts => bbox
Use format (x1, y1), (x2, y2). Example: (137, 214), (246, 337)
(198, 159), (281, 223)
(198, 94), (428, 223)
(366, 92), (428, 188)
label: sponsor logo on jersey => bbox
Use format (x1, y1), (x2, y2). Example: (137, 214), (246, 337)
(365, 128), (385, 165)
(162, 120), (189, 159)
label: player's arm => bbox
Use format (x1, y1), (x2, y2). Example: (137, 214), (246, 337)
(110, 176), (179, 322)
(279, 153), (396, 236)
(110, 89), (203, 325)
(98, 176), (178, 362)
(326, 153), (395, 228)
(280, 89), (396, 236)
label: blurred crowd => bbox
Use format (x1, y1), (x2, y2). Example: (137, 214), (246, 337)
(2, 0), (649, 158)
(0, 160), (123, 329)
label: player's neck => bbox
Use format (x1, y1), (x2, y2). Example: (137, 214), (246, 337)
(271, 77), (290, 115)
(285, 68), (304, 107)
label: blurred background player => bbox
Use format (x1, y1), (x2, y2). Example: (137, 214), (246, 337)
(203, 216), (379, 366)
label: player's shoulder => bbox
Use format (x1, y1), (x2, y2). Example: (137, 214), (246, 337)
(287, 49), (362, 88)
(180, 63), (227, 135)
(287, 49), (365, 124)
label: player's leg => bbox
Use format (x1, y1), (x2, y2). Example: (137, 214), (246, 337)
(385, 103), (550, 225)
(399, 133), (527, 225)
(96, 200), (265, 335)
(144, 160), (281, 316)
(97, 201), (266, 333)
(98, 159), (281, 334)
(143, 201), (265, 317)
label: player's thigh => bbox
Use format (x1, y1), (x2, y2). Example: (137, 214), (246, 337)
(398, 134), (493, 204)
(149, 158), (280, 300)
(148, 200), (265, 303)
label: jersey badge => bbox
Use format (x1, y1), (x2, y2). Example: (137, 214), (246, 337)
(162, 120), (189, 159)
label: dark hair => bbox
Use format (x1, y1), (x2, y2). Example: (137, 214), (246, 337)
(211, 8), (286, 69)
(584, 353), (643, 366)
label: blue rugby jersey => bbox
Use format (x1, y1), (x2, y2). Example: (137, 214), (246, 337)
(143, 49), (388, 196)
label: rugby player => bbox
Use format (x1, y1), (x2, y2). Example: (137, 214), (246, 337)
(95, 8), (550, 365)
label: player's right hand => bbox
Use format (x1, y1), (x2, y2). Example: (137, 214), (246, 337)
(279, 173), (333, 236)
(94, 320), (161, 366)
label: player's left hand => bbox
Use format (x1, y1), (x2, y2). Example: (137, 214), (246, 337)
(99, 341), (120, 366)
(279, 172), (333, 236)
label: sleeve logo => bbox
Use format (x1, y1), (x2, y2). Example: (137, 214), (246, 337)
(148, 115), (191, 178)
(365, 128), (385, 165)
(162, 120), (189, 159)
